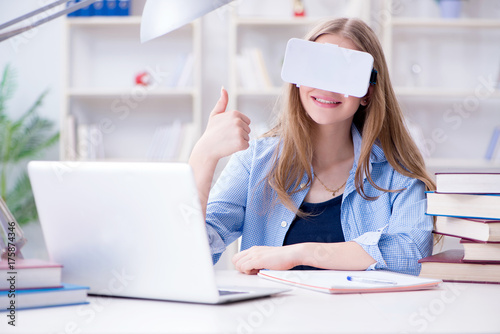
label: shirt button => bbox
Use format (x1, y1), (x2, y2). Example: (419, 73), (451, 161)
(281, 221), (287, 228)
(300, 183), (306, 189)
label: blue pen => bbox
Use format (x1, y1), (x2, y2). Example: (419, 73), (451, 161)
(347, 275), (397, 285)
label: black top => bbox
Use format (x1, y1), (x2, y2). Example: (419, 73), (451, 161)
(283, 195), (344, 270)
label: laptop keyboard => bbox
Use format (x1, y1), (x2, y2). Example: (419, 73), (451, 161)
(218, 290), (250, 296)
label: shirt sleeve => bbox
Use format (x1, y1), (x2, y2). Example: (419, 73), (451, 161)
(352, 178), (434, 276)
(205, 146), (253, 264)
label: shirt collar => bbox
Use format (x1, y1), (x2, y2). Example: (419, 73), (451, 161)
(351, 124), (387, 169)
(342, 124), (387, 197)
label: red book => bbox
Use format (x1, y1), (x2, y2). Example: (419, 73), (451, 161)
(0, 259), (62, 290)
(419, 249), (500, 284)
(433, 216), (500, 242)
(460, 238), (500, 263)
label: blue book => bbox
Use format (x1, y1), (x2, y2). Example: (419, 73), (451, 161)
(104, 0), (118, 16)
(426, 191), (500, 220)
(1, 283), (89, 311)
(92, 0), (106, 16)
(485, 126), (500, 160)
(116, 0), (130, 16)
(66, 0), (80, 17)
(78, 0), (94, 16)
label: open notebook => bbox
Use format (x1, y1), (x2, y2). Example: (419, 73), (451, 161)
(258, 270), (442, 294)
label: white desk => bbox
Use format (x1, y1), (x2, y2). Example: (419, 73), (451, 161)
(3, 270), (500, 333)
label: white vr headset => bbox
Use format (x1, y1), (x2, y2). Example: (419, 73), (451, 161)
(281, 38), (377, 98)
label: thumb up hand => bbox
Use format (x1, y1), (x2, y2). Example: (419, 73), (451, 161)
(198, 87), (252, 162)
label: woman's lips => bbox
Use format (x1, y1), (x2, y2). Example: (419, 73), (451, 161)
(311, 95), (342, 108)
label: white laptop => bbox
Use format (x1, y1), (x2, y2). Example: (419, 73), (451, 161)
(27, 161), (288, 304)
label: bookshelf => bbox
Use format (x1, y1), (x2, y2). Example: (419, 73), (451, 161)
(381, 0), (500, 172)
(60, 1), (202, 161)
(228, 0), (371, 138)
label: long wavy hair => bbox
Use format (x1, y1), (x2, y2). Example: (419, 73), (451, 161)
(264, 17), (436, 214)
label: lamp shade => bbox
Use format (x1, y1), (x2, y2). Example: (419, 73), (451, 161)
(141, 0), (235, 43)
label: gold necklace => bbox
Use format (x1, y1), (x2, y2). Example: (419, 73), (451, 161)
(313, 172), (347, 197)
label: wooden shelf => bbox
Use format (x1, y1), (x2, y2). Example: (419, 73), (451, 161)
(395, 87), (500, 99)
(67, 87), (195, 98)
(236, 87), (284, 96)
(383, 1), (500, 168)
(67, 16), (143, 26)
(66, 16), (195, 30)
(61, 1), (202, 161)
(234, 16), (326, 26)
(391, 18), (500, 29)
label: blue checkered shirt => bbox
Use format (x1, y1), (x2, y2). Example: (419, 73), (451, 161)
(206, 125), (433, 276)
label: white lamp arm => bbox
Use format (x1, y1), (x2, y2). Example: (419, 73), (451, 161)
(0, 0), (97, 43)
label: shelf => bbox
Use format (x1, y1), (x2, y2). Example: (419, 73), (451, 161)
(67, 16), (142, 26)
(236, 87), (284, 96)
(395, 87), (500, 99)
(61, 7), (202, 161)
(66, 16), (196, 30)
(67, 87), (195, 98)
(234, 16), (326, 26)
(391, 18), (500, 29)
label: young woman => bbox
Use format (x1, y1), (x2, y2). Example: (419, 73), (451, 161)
(189, 17), (435, 276)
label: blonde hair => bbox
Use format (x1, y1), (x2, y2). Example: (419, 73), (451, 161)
(264, 17), (436, 214)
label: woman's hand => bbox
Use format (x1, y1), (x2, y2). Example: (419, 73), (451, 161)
(189, 87), (251, 218)
(192, 87), (251, 163)
(232, 245), (302, 275)
(232, 242), (377, 275)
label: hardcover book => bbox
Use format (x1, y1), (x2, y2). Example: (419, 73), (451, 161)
(0, 283), (88, 311)
(485, 127), (500, 161)
(91, 0), (106, 15)
(433, 216), (500, 242)
(116, 0), (130, 16)
(435, 172), (500, 194)
(0, 259), (62, 290)
(419, 249), (500, 284)
(426, 192), (500, 220)
(460, 238), (500, 263)
(104, 0), (117, 15)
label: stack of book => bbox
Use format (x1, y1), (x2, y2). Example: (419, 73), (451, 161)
(419, 172), (500, 284)
(0, 258), (89, 311)
(0, 197), (89, 311)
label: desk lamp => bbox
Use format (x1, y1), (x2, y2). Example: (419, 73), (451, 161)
(140, 0), (235, 42)
(0, 0), (236, 43)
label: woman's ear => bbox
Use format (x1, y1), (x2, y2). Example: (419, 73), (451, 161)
(360, 85), (374, 106)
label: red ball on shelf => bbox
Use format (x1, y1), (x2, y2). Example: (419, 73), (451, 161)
(135, 71), (152, 86)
